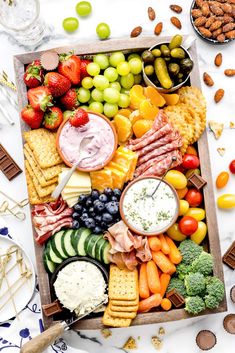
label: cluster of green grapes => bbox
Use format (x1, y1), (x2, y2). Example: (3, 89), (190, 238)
(78, 52), (143, 117)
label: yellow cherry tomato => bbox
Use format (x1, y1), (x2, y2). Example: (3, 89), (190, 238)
(185, 208), (206, 221)
(164, 170), (187, 190)
(190, 221), (207, 244)
(216, 171), (229, 189)
(179, 200), (189, 216)
(167, 223), (187, 241)
(217, 194), (235, 209)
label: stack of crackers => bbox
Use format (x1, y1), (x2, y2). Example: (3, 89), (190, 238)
(103, 265), (139, 327)
(164, 86), (207, 155)
(23, 129), (65, 205)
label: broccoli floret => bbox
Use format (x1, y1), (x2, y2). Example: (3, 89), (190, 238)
(206, 277), (225, 302)
(176, 263), (192, 280)
(185, 273), (206, 296)
(178, 239), (203, 265)
(204, 294), (220, 309)
(191, 251), (214, 276)
(166, 277), (186, 297)
(185, 296), (206, 315)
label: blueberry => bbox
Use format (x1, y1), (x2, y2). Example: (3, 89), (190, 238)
(94, 201), (105, 212)
(78, 194), (88, 204)
(80, 212), (89, 222)
(100, 221), (108, 229)
(104, 188), (113, 197)
(113, 188), (122, 199)
(85, 218), (96, 229)
(110, 195), (118, 202)
(91, 189), (100, 200)
(72, 212), (80, 219)
(93, 226), (102, 234)
(86, 198), (93, 208)
(102, 213), (113, 223)
(74, 203), (83, 213)
(99, 194), (108, 203)
(93, 199), (100, 206)
(89, 206), (95, 214)
(95, 214), (102, 224)
(72, 220), (80, 229)
(105, 201), (119, 215)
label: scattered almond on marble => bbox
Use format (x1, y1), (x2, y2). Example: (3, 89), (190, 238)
(217, 147), (226, 157)
(224, 69), (235, 76)
(154, 22), (163, 35)
(203, 72), (214, 86)
(169, 4), (182, 13)
(148, 7), (156, 21)
(170, 16), (182, 29)
(214, 88), (225, 103)
(130, 26), (142, 38)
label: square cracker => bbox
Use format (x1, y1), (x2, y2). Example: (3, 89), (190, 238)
(25, 169), (54, 205)
(110, 304), (138, 312)
(108, 265), (138, 301)
(24, 147), (58, 187)
(108, 306), (137, 319)
(25, 160), (57, 198)
(102, 307), (132, 327)
(24, 129), (62, 168)
(110, 297), (139, 307)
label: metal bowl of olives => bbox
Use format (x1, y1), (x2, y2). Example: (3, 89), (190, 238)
(142, 35), (194, 93)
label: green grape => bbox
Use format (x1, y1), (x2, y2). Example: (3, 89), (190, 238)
(134, 74), (142, 85)
(117, 61), (131, 76)
(104, 67), (118, 82)
(87, 62), (100, 76)
(103, 103), (118, 118)
(76, 1), (92, 17)
(96, 23), (110, 40)
(109, 51), (125, 67)
(93, 54), (109, 70)
(91, 88), (104, 102)
(120, 88), (130, 95)
(127, 53), (141, 61)
(63, 110), (74, 120)
(89, 101), (104, 114)
(78, 87), (90, 103)
(120, 73), (134, 89)
(109, 81), (121, 91)
(103, 87), (120, 104)
(62, 18), (79, 32)
(93, 75), (109, 90)
(129, 57), (142, 74)
(118, 93), (131, 108)
(79, 105), (89, 111)
(81, 76), (93, 89)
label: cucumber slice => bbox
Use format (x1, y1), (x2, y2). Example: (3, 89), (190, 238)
(50, 230), (67, 259)
(62, 229), (77, 257)
(86, 235), (103, 258)
(71, 227), (90, 252)
(77, 228), (92, 256)
(47, 242), (63, 264)
(43, 251), (56, 273)
(101, 242), (111, 264)
(94, 238), (107, 262)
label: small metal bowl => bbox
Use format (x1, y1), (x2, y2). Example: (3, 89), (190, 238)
(142, 41), (193, 93)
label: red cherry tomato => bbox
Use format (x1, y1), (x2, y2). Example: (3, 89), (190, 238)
(182, 154), (200, 169)
(185, 188), (203, 207)
(179, 216), (198, 236)
(229, 160), (235, 174)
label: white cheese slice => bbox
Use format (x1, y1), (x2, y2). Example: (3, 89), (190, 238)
(58, 169), (91, 189)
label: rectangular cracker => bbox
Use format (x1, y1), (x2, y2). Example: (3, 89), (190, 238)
(25, 169), (54, 205)
(24, 147), (58, 187)
(102, 306), (132, 327)
(110, 304), (138, 312)
(25, 160), (57, 198)
(110, 297), (139, 306)
(108, 265), (138, 301)
(24, 129), (62, 168)
(107, 306), (137, 319)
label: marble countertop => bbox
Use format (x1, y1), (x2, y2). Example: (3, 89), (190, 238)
(0, 0), (235, 352)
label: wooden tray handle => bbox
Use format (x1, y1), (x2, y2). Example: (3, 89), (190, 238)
(20, 322), (66, 353)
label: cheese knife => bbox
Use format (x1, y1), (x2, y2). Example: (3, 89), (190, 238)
(20, 301), (105, 353)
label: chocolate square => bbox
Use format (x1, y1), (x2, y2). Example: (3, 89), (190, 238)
(166, 289), (185, 308)
(187, 173), (207, 190)
(222, 241), (235, 270)
(42, 299), (63, 317)
(0, 144), (22, 181)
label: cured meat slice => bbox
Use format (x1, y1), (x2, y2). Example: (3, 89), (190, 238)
(134, 153), (168, 178)
(35, 217), (73, 245)
(142, 150), (182, 176)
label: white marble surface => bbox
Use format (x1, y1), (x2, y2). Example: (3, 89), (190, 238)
(0, 0), (235, 352)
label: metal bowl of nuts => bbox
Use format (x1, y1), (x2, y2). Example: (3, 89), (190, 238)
(190, 0), (235, 44)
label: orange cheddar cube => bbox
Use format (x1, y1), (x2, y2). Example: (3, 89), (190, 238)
(112, 147), (138, 182)
(90, 169), (113, 192)
(107, 161), (129, 176)
(105, 166), (126, 190)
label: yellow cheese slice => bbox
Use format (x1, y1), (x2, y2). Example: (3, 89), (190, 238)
(58, 169), (91, 188)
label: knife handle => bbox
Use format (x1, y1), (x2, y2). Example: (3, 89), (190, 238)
(20, 322), (66, 353)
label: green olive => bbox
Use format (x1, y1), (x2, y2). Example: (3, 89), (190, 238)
(141, 50), (155, 64)
(144, 64), (154, 76)
(171, 48), (186, 59)
(160, 44), (171, 57)
(168, 63), (180, 76)
(169, 34), (183, 50)
(151, 48), (161, 57)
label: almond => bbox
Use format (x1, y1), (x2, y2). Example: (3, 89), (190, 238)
(212, 28), (222, 38)
(170, 16), (182, 29)
(154, 22), (163, 35)
(221, 15), (234, 24)
(224, 69), (235, 76)
(209, 20), (222, 31)
(217, 33), (226, 41)
(205, 16), (215, 28)
(214, 88), (224, 103)
(210, 4), (224, 16)
(194, 16), (207, 26)
(169, 4), (182, 13)
(220, 3), (233, 13)
(203, 72), (214, 86)
(191, 9), (203, 18)
(222, 23), (235, 32)
(228, 0), (235, 4)
(130, 26), (142, 38)
(148, 7), (156, 21)
(225, 29), (235, 38)
(196, 0), (204, 7)
(214, 53), (223, 67)
(201, 3), (210, 16)
(198, 27), (213, 37)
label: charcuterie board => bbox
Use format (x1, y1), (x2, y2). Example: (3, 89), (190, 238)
(13, 35), (227, 330)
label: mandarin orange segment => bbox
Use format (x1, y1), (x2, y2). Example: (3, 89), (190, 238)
(139, 99), (159, 120)
(144, 86), (166, 107)
(129, 85), (146, 110)
(133, 119), (153, 138)
(114, 114), (132, 143)
(129, 110), (142, 125)
(117, 108), (132, 118)
(160, 93), (179, 106)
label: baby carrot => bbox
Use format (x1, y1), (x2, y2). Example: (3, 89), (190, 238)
(148, 236), (162, 251)
(165, 235), (182, 264)
(152, 250), (176, 275)
(139, 263), (150, 299)
(138, 293), (162, 313)
(160, 273), (171, 298)
(146, 260), (161, 293)
(160, 298), (172, 311)
(159, 234), (170, 255)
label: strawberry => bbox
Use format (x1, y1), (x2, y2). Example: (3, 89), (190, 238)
(58, 52), (81, 85)
(69, 108), (89, 127)
(21, 105), (44, 129)
(23, 60), (44, 88)
(80, 59), (92, 80)
(43, 107), (63, 130)
(44, 72), (71, 97)
(27, 86), (53, 112)
(60, 88), (80, 110)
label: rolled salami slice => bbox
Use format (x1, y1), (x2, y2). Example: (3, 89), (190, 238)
(142, 150), (182, 177)
(131, 123), (172, 151)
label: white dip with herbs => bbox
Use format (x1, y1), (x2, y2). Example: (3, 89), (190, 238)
(122, 178), (178, 234)
(54, 261), (108, 316)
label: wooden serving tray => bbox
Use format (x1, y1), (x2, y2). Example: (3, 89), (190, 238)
(14, 36), (227, 330)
